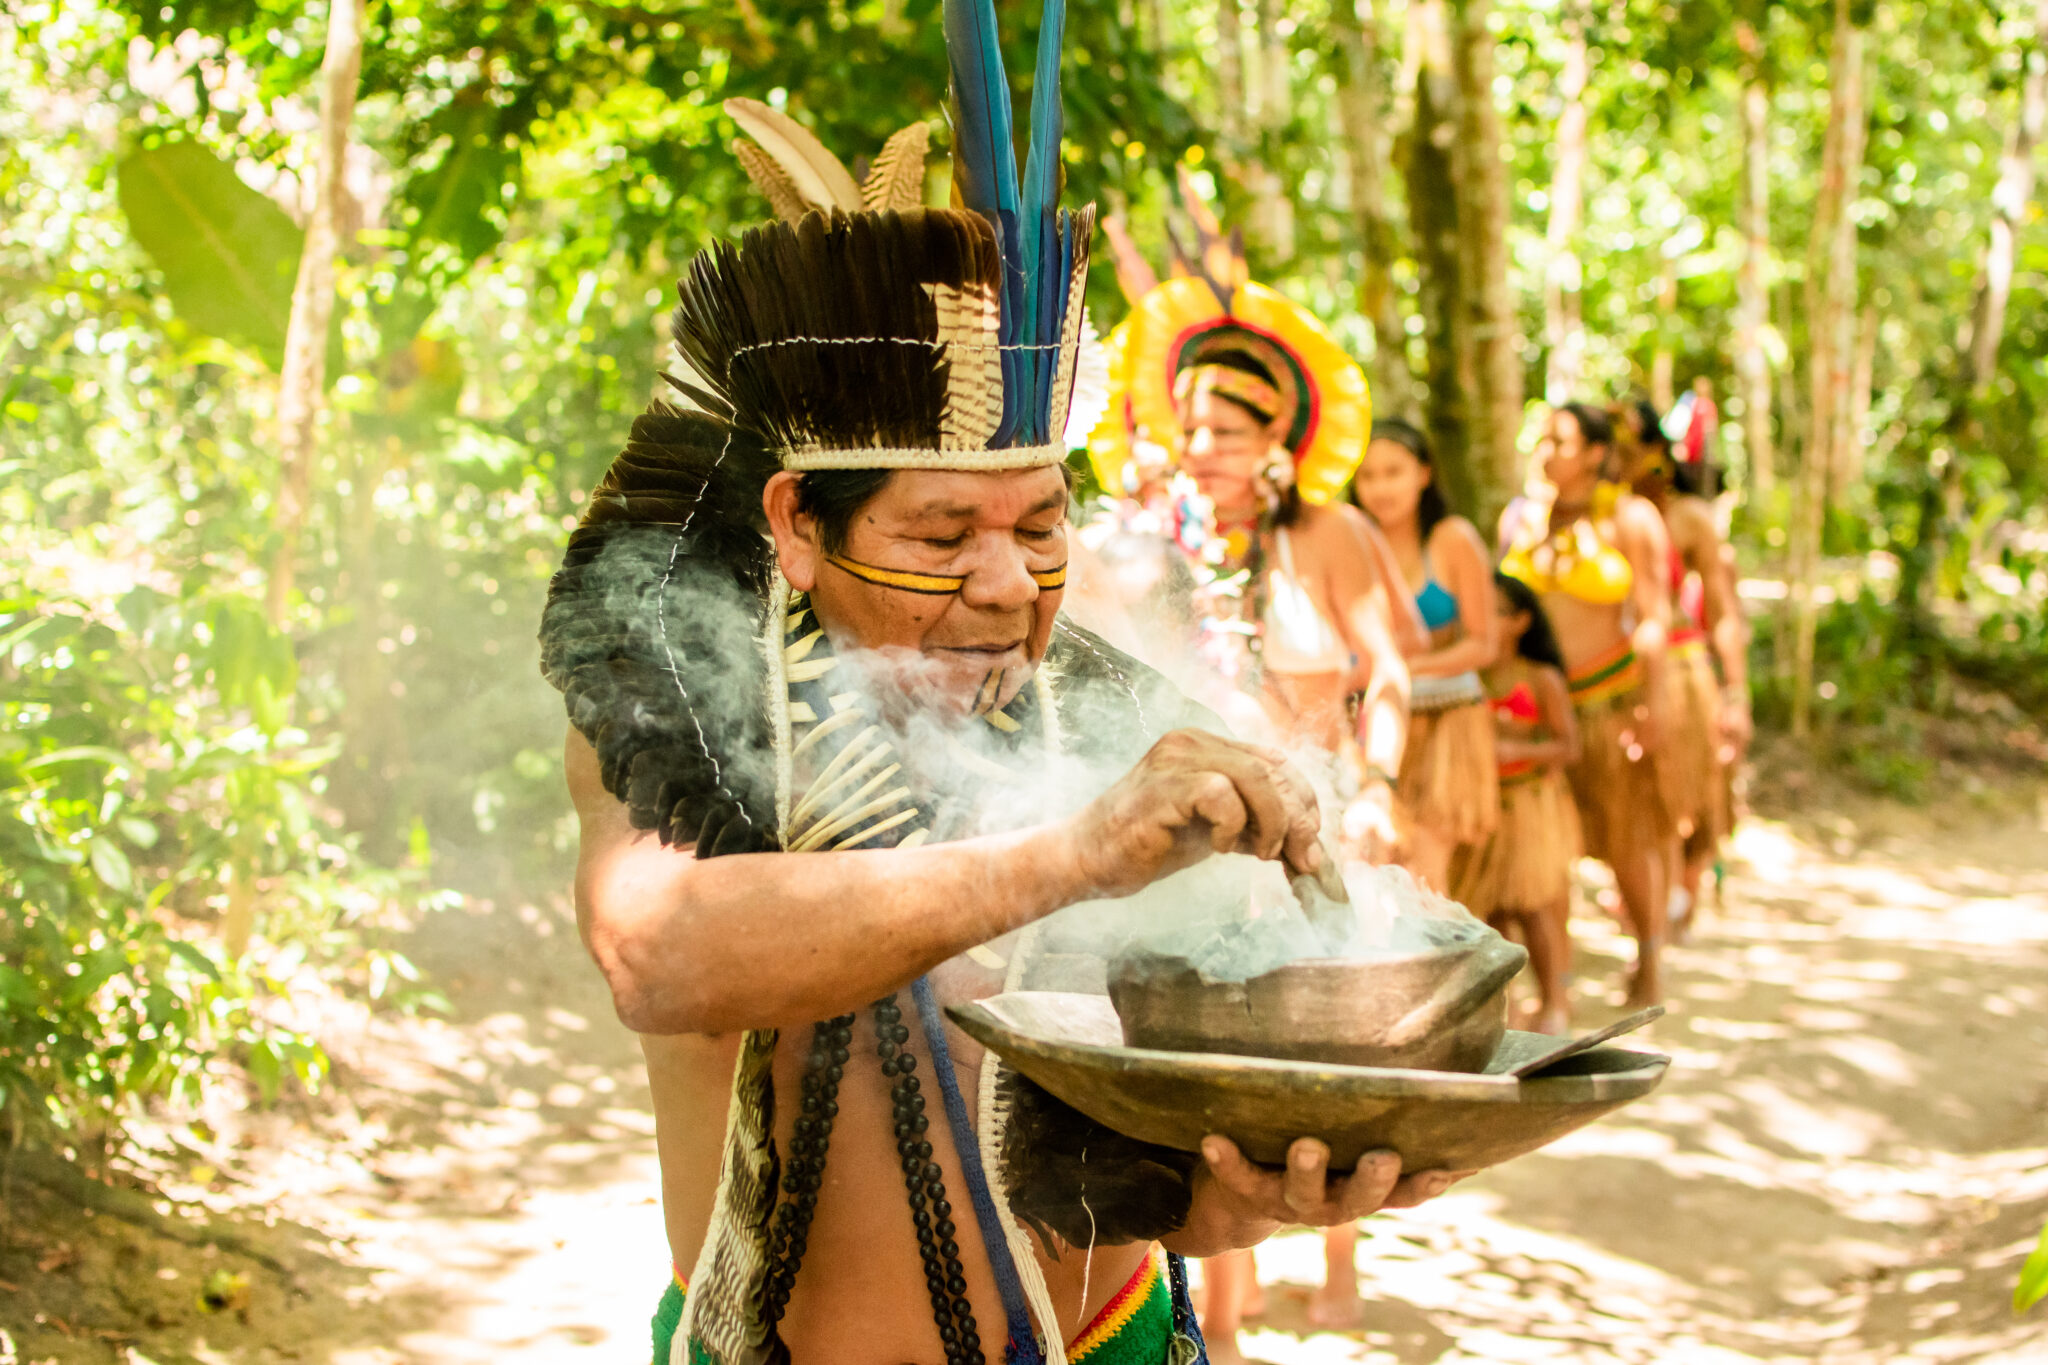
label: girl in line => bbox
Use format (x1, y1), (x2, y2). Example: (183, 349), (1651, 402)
(1451, 573), (1582, 1035)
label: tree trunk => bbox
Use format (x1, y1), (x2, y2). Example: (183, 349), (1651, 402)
(1216, 0), (1245, 141)
(1452, 0), (1521, 523)
(1248, 0), (1294, 258)
(1788, 0), (1866, 739)
(1649, 256), (1679, 412)
(265, 0), (366, 626)
(1331, 0), (1417, 419)
(1733, 15), (1776, 496)
(1835, 300), (1877, 495)
(1895, 0), (2048, 657)
(1403, 0), (1475, 514)
(1542, 1), (1588, 406)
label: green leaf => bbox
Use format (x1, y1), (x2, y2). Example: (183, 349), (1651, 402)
(119, 816), (160, 849)
(167, 939), (222, 983)
(402, 99), (516, 262)
(89, 837), (134, 893)
(19, 745), (131, 774)
(118, 140), (303, 371)
(2018, 1222), (2048, 1313)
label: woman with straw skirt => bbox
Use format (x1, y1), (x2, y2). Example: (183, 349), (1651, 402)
(1500, 403), (1678, 1007)
(1614, 396), (1750, 936)
(1349, 418), (1499, 892)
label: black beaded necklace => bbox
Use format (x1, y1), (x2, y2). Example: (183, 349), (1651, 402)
(751, 998), (983, 1363)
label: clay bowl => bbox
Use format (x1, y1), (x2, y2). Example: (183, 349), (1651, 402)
(949, 991), (1668, 1174)
(1107, 927), (1528, 1073)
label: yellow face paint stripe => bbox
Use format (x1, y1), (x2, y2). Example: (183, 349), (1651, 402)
(825, 553), (965, 595)
(824, 554), (1068, 594)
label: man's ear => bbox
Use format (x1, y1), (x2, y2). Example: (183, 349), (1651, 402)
(763, 471), (819, 591)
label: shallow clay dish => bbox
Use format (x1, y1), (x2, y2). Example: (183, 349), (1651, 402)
(950, 991), (1668, 1173)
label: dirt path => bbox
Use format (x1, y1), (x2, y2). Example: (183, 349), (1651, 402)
(5, 783), (2047, 1364)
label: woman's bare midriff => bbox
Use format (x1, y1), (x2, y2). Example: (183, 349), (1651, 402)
(1540, 591), (1631, 675)
(641, 955), (1153, 1363)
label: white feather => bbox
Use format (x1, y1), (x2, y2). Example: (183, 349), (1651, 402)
(724, 97), (864, 214)
(1062, 309), (1112, 452)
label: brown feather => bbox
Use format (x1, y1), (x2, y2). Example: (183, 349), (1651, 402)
(732, 139), (811, 224)
(862, 121), (931, 212)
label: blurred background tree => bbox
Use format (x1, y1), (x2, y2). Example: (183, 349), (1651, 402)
(5, 0), (2048, 1160)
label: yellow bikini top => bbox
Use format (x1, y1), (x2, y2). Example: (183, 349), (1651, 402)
(1501, 483), (1634, 606)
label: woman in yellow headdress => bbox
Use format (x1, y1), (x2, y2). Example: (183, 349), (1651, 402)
(1081, 206), (1423, 1346)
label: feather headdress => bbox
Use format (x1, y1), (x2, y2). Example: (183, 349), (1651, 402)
(1088, 174), (1372, 505)
(679, 0), (1092, 475)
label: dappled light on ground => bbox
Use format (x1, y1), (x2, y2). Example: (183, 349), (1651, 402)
(5, 791), (2047, 1363)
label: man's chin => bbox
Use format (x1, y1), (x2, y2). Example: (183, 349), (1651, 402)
(852, 646), (1039, 719)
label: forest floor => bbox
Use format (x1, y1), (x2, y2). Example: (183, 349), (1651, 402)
(3, 748), (2048, 1364)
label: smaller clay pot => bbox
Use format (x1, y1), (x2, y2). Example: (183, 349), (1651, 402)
(1107, 931), (1529, 1073)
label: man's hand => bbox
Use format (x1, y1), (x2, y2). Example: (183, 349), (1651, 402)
(1162, 1137), (1470, 1256)
(1063, 729), (1321, 900)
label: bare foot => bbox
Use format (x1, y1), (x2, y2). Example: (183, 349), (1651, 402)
(1241, 1280), (1267, 1318)
(1306, 1282), (1365, 1329)
(1532, 1004), (1571, 1036)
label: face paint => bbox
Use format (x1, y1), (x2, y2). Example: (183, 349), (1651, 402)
(826, 553), (1069, 597)
(824, 553), (966, 596)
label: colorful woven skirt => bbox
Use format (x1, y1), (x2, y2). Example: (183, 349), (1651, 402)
(1564, 644), (1673, 865)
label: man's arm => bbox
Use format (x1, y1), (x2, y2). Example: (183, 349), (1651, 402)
(1684, 502), (1753, 751)
(569, 724), (1323, 1035)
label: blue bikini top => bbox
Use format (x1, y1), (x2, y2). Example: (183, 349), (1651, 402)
(1415, 546), (1460, 632)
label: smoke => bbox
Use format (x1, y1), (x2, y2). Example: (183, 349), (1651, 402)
(577, 519), (1477, 989)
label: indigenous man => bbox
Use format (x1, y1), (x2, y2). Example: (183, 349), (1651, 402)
(538, 8), (1458, 1361)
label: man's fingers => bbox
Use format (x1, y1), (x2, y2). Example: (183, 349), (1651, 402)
(1202, 750), (1293, 861)
(1377, 1167), (1469, 1210)
(1199, 1136), (1270, 1203)
(1188, 773), (1251, 855)
(1336, 1149), (1404, 1218)
(1281, 1138), (1333, 1219)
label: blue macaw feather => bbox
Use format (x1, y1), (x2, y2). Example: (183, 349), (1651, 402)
(991, 206), (1025, 447)
(1019, 0), (1068, 439)
(942, 0), (1020, 219)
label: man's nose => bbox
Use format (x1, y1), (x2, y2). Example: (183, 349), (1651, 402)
(960, 541), (1041, 611)
(1186, 426), (1214, 459)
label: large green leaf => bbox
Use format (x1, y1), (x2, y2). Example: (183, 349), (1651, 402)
(118, 140), (303, 370)
(2019, 1222), (2048, 1314)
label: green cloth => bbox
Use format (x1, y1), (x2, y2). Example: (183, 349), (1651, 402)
(651, 1276), (685, 1365)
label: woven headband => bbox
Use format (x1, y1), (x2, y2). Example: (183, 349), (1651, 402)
(1173, 363), (1286, 426)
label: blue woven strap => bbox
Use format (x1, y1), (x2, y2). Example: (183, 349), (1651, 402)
(911, 974), (1046, 1365)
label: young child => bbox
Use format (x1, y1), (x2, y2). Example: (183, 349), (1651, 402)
(1451, 572), (1582, 1035)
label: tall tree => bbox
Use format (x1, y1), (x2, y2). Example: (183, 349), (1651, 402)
(1896, 0), (2048, 653)
(1789, 0), (1868, 737)
(265, 0), (366, 625)
(1404, 0), (1477, 512)
(1331, 0), (1418, 418)
(1453, 0), (1522, 518)
(1543, 0), (1589, 406)
(1732, 12), (1776, 495)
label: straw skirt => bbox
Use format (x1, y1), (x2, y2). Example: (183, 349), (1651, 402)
(1567, 683), (1675, 866)
(1449, 769), (1581, 918)
(1397, 700), (1500, 847)
(1656, 641), (1723, 841)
